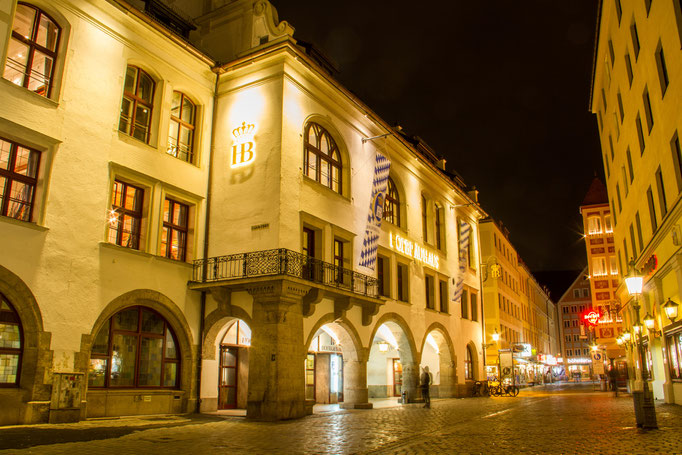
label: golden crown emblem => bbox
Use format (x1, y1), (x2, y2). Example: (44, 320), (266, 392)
(232, 122), (255, 139)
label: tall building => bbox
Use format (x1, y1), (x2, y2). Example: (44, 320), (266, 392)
(580, 177), (626, 365)
(0, 0), (488, 424)
(590, 0), (682, 404)
(557, 268), (594, 380)
(479, 219), (559, 384)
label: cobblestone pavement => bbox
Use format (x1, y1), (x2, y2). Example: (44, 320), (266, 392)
(1, 382), (681, 454)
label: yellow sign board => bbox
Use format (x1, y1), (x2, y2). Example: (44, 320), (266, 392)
(389, 232), (439, 269)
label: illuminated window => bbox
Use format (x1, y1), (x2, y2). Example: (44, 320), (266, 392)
(108, 180), (144, 250)
(383, 177), (400, 226)
(88, 306), (180, 388)
(587, 216), (602, 235)
(119, 66), (155, 143)
(2, 3), (60, 97)
(592, 257), (607, 277)
(167, 92), (196, 163)
(0, 137), (40, 222)
(161, 198), (188, 261)
(464, 345), (474, 380)
(609, 256), (618, 276)
(303, 122), (341, 193)
(0, 295), (22, 386)
(604, 215), (613, 233)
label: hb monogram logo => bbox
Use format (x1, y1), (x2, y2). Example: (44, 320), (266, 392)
(231, 122), (256, 168)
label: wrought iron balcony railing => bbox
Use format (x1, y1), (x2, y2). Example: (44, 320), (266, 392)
(192, 248), (379, 298)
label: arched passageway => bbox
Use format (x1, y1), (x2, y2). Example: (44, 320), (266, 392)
(367, 320), (418, 402)
(420, 327), (457, 397)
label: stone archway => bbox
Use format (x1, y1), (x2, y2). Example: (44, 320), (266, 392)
(367, 313), (418, 402)
(82, 289), (196, 417)
(0, 265), (51, 425)
(305, 314), (370, 409)
(420, 323), (457, 398)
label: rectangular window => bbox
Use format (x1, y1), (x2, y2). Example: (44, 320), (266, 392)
(643, 87), (654, 133)
(655, 42), (669, 96)
(119, 66), (155, 144)
(303, 227), (315, 258)
(588, 216), (602, 235)
(626, 148), (634, 183)
(636, 113), (645, 154)
(333, 239), (344, 269)
(615, 0), (622, 23)
(616, 183), (622, 213)
(593, 257), (607, 276)
(623, 239), (629, 265)
(161, 198), (188, 261)
(621, 166), (629, 196)
(630, 20), (640, 59)
(635, 211), (644, 252)
(666, 332), (682, 380)
(630, 224), (638, 259)
(421, 196), (428, 244)
(610, 256), (618, 275)
(573, 289), (580, 299)
(611, 199), (617, 225)
(672, 133), (682, 193)
(425, 275), (435, 310)
(601, 88), (608, 110)
(617, 91), (624, 122)
(435, 205), (444, 250)
(108, 180), (144, 250)
(644, 0), (651, 14)
(608, 39), (615, 66)
(604, 153), (610, 178)
(566, 349), (572, 356)
(397, 263), (408, 302)
(0, 137), (40, 222)
(597, 111), (603, 131)
(618, 250), (624, 278)
(470, 292), (478, 321)
(461, 288), (469, 319)
(377, 256), (390, 297)
(656, 166), (668, 217)
(625, 53), (634, 86)
(608, 135), (615, 159)
(439, 279), (448, 313)
(647, 186), (657, 232)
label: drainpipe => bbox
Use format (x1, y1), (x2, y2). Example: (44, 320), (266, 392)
(195, 70), (220, 413)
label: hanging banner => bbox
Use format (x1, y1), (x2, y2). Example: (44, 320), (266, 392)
(452, 220), (471, 303)
(359, 152), (391, 271)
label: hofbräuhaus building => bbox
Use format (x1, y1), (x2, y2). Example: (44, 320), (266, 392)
(0, 0), (487, 424)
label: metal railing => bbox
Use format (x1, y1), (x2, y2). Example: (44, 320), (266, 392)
(192, 248), (379, 298)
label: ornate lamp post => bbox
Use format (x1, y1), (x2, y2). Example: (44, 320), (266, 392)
(624, 260), (658, 429)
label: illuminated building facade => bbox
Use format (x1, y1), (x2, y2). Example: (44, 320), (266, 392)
(557, 269), (595, 379)
(479, 219), (559, 383)
(591, 0), (682, 403)
(0, 0), (486, 424)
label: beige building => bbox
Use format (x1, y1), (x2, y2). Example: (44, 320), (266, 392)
(0, 0), (488, 425)
(590, 0), (682, 403)
(479, 219), (559, 384)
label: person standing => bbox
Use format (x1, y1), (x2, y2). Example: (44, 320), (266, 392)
(421, 366), (431, 408)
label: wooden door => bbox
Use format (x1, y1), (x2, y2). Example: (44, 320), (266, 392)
(392, 358), (403, 396)
(218, 346), (238, 409)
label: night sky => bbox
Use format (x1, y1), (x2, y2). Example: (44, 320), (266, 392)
(276, 1), (604, 273)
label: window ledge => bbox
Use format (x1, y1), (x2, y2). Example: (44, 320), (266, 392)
(99, 242), (193, 267)
(116, 130), (159, 153)
(302, 175), (351, 203)
(0, 215), (49, 232)
(0, 78), (59, 109)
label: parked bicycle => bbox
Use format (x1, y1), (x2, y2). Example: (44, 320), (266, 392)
(472, 380), (491, 397)
(489, 382), (520, 397)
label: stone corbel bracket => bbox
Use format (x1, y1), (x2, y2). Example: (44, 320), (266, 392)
(302, 288), (325, 317)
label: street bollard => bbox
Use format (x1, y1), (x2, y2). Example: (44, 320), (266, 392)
(401, 390), (408, 404)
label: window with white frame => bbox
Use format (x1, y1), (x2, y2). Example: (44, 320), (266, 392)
(587, 216), (602, 235)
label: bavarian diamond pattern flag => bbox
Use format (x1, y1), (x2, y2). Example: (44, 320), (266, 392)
(452, 220), (471, 303)
(359, 152), (391, 271)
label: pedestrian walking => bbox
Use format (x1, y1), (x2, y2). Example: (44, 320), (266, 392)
(421, 366), (431, 408)
(607, 365), (617, 394)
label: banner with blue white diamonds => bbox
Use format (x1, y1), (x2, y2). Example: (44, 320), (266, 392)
(358, 152), (391, 271)
(452, 220), (471, 303)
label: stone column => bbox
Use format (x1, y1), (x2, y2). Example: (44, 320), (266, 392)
(340, 351), (372, 409)
(246, 280), (308, 420)
(401, 361), (420, 402)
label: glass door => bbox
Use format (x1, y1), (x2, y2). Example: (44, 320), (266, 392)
(392, 358), (402, 396)
(305, 353), (316, 401)
(218, 346), (238, 409)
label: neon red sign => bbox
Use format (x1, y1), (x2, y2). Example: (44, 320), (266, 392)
(583, 311), (600, 326)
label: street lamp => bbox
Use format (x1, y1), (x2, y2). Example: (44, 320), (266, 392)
(624, 260), (658, 429)
(663, 298), (679, 323)
(643, 312), (661, 337)
(491, 329), (500, 342)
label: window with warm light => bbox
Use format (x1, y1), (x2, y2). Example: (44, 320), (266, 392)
(587, 216), (602, 235)
(3, 3), (60, 97)
(0, 137), (40, 222)
(303, 122), (341, 193)
(609, 256), (618, 275)
(161, 198), (188, 261)
(119, 66), (155, 143)
(88, 306), (180, 388)
(464, 345), (474, 380)
(108, 180), (144, 250)
(167, 91), (195, 163)
(0, 295), (22, 386)
(592, 257), (607, 277)
(604, 214), (613, 233)
(383, 177), (400, 226)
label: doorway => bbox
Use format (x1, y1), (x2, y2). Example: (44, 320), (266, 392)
(218, 346), (238, 409)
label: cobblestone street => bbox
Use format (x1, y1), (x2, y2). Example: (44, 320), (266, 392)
(1, 383), (680, 455)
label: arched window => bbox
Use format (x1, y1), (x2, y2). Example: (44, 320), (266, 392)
(0, 294), (22, 386)
(167, 91), (196, 163)
(303, 122), (342, 193)
(383, 177), (400, 226)
(88, 306), (179, 388)
(3, 3), (61, 97)
(119, 66), (155, 143)
(464, 345), (474, 380)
